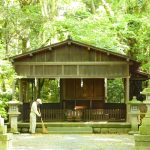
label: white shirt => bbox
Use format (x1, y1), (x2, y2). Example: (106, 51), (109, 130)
(31, 101), (41, 117)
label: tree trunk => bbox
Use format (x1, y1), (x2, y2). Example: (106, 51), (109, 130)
(40, 0), (58, 19)
(1, 75), (6, 92)
(91, 0), (96, 14)
(101, 0), (114, 19)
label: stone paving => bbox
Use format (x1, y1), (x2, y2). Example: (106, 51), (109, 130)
(10, 134), (135, 150)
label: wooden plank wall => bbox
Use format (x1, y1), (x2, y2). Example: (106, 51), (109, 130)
(62, 78), (104, 100)
(13, 44), (129, 78)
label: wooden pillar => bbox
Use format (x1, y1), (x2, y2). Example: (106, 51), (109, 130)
(34, 78), (37, 100)
(31, 79), (34, 101)
(26, 80), (30, 102)
(125, 77), (130, 122)
(18, 79), (22, 102)
(104, 78), (107, 103)
(17, 79), (24, 122)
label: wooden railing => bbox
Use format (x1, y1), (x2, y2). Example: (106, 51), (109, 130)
(22, 106), (126, 122)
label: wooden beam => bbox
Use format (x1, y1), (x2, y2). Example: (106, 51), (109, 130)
(14, 61), (129, 66)
(18, 75), (130, 79)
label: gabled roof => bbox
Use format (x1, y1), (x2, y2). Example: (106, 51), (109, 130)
(10, 38), (139, 64)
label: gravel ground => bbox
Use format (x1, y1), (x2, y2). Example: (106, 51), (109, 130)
(10, 134), (135, 150)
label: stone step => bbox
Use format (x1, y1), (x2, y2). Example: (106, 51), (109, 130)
(47, 127), (92, 134)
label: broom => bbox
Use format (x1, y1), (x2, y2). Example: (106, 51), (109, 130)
(41, 117), (48, 134)
(39, 109), (48, 134)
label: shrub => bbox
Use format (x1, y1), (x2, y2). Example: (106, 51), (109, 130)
(0, 90), (12, 119)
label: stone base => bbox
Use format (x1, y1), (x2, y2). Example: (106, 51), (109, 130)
(128, 130), (139, 135)
(140, 125), (150, 135)
(134, 134), (150, 150)
(0, 133), (13, 150)
(93, 127), (130, 134)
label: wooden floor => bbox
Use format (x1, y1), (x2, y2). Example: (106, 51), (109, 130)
(16, 121), (130, 127)
(6, 121), (131, 128)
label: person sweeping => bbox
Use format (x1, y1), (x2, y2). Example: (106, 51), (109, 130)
(29, 98), (42, 134)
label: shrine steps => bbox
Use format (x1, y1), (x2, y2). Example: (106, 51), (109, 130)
(47, 126), (92, 134)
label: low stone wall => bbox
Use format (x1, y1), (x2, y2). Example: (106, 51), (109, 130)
(92, 123), (131, 134)
(93, 127), (130, 134)
(18, 127), (131, 134)
(6, 122), (131, 134)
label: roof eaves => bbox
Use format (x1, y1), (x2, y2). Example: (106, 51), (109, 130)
(71, 39), (139, 63)
(9, 39), (69, 60)
(9, 38), (139, 64)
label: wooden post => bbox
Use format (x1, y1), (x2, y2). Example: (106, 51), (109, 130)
(18, 79), (23, 121)
(125, 77), (130, 122)
(26, 80), (29, 102)
(104, 78), (107, 103)
(18, 79), (22, 102)
(31, 79), (34, 101)
(34, 78), (37, 100)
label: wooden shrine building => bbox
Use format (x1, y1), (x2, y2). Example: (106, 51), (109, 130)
(10, 38), (149, 122)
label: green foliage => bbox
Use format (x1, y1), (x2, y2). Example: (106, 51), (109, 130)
(0, 0), (150, 106)
(0, 91), (12, 119)
(0, 103), (6, 119)
(0, 60), (15, 92)
(1, 0), (150, 71)
(0, 60), (14, 119)
(107, 79), (124, 103)
(41, 79), (60, 103)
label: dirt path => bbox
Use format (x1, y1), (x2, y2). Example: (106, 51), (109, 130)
(10, 134), (135, 150)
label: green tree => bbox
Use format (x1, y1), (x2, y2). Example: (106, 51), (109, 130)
(107, 79), (124, 103)
(0, 0), (150, 107)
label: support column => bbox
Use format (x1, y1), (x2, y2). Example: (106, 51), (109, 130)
(104, 78), (107, 103)
(34, 78), (38, 99)
(18, 79), (23, 122)
(18, 79), (22, 102)
(125, 77), (130, 122)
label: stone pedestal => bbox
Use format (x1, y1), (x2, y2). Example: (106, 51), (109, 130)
(7, 100), (22, 133)
(128, 96), (141, 135)
(135, 134), (150, 150)
(0, 115), (12, 150)
(134, 81), (150, 150)
(0, 133), (13, 150)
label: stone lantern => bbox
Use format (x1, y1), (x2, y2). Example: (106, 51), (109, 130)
(128, 96), (141, 134)
(7, 100), (22, 133)
(134, 81), (150, 149)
